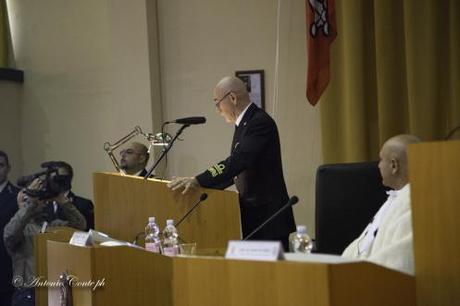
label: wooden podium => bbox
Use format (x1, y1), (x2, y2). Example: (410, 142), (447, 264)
(47, 241), (172, 306)
(40, 142), (460, 305)
(93, 172), (241, 248)
(408, 140), (460, 306)
(34, 227), (76, 306)
(46, 240), (415, 306)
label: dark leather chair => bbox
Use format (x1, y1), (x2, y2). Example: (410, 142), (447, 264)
(314, 161), (388, 255)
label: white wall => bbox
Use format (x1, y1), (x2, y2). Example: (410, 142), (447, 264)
(157, 0), (279, 178)
(275, 0), (322, 235)
(0, 81), (23, 183)
(5, 0), (322, 234)
(6, 0), (155, 199)
(157, 0), (322, 232)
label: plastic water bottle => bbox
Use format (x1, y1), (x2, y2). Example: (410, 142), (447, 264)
(144, 217), (161, 253)
(289, 225), (313, 253)
(162, 219), (179, 256)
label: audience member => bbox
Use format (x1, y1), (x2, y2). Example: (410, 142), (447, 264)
(0, 151), (19, 306)
(120, 142), (150, 176)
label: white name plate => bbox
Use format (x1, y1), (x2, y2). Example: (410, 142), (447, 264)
(69, 231), (92, 247)
(88, 229), (111, 244)
(225, 240), (284, 262)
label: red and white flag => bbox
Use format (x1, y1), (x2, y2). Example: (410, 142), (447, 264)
(306, 0), (337, 106)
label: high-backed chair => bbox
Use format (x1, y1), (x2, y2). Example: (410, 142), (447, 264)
(314, 161), (388, 255)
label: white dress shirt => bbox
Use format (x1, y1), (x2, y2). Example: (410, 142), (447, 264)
(342, 184), (414, 275)
(235, 103), (253, 127)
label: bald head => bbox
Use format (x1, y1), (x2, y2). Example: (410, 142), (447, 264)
(216, 76), (249, 98)
(378, 134), (421, 189)
(213, 76), (251, 123)
(120, 142), (149, 175)
(382, 134), (421, 164)
(131, 142), (148, 156)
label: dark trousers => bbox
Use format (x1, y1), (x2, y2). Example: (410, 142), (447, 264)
(11, 288), (34, 306)
(0, 289), (14, 306)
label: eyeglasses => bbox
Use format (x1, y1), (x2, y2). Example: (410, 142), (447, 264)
(214, 91), (231, 107)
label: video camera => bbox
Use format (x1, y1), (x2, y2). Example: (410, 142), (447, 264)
(17, 161), (72, 200)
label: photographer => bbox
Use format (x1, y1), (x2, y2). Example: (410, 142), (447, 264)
(45, 162), (94, 231)
(3, 176), (86, 306)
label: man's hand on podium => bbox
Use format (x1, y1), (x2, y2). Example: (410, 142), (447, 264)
(167, 177), (200, 194)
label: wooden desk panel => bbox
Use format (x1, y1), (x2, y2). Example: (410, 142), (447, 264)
(408, 141), (460, 306)
(46, 241), (415, 306)
(93, 172), (241, 249)
(172, 257), (414, 306)
(171, 258), (330, 306)
(47, 241), (173, 306)
(34, 227), (76, 306)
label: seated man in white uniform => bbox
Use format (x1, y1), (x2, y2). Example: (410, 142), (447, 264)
(342, 134), (420, 275)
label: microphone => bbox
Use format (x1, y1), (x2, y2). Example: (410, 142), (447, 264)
(132, 194), (207, 245)
(132, 194), (208, 245)
(175, 193), (208, 228)
(243, 196), (299, 241)
(166, 117), (206, 125)
(143, 122), (194, 179)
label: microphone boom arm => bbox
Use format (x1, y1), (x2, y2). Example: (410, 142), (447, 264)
(104, 126), (172, 174)
(103, 126), (144, 173)
(175, 193), (208, 228)
(243, 196), (298, 241)
(144, 124), (190, 179)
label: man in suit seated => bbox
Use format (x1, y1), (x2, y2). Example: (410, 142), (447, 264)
(56, 161), (95, 230)
(0, 150), (19, 306)
(167, 76), (296, 250)
(342, 134), (420, 275)
(120, 142), (150, 177)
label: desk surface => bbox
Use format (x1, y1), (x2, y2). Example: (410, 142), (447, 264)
(46, 241), (416, 306)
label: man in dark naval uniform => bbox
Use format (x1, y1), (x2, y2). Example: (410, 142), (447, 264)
(0, 151), (19, 306)
(168, 76), (296, 249)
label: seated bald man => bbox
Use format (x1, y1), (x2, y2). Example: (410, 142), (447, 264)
(120, 142), (150, 176)
(342, 134), (421, 275)
(168, 76), (296, 250)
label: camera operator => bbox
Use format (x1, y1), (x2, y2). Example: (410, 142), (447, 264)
(44, 162), (94, 231)
(3, 177), (86, 306)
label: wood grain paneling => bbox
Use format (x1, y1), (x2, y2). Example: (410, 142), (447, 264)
(408, 141), (460, 306)
(34, 227), (76, 306)
(46, 240), (415, 306)
(93, 172), (241, 248)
